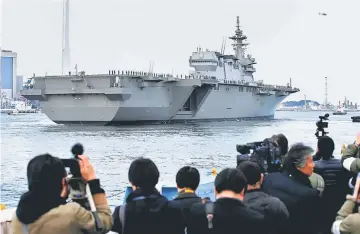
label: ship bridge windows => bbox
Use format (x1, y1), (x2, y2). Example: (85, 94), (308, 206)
(191, 60), (218, 65)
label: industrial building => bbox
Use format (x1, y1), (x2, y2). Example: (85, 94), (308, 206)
(1, 50), (20, 99)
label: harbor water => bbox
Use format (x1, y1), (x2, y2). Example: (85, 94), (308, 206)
(1, 111), (359, 208)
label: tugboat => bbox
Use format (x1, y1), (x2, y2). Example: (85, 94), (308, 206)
(333, 108), (347, 115)
(333, 104), (347, 115)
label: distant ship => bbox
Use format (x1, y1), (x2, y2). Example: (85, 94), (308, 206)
(21, 17), (299, 125)
(333, 108), (347, 115)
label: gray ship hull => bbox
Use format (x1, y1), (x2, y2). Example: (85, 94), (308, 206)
(21, 75), (293, 125)
(20, 16), (299, 125)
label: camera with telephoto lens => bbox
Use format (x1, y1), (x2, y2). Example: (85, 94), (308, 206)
(315, 113), (330, 138)
(236, 137), (282, 173)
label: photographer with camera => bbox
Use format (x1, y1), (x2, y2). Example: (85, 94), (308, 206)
(342, 133), (360, 175)
(236, 137), (283, 174)
(331, 173), (360, 234)
(269, 134), (288, 172)
(11, 153), (113, 234)
(236, 145), (251, 166)
(236, 133), (289, 174)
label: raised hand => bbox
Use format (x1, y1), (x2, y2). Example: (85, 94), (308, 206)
(78, 155), (96, 181)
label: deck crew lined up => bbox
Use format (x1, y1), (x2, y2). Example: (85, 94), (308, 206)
(5, 132), (360, 234)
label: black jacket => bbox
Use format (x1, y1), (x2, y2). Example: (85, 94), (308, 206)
(314, 158), (352, 234)
(186, 197), (266, 234)
(262, 171), (321, 234)
(167, 192), (203, 234)
(314, 158), (350, 187)
(112, 188), (174, 234)
(244, 189), (289, 234)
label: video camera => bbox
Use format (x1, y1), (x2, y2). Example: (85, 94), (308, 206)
(315, 113), (330, 138)
(236, 137), (282, 173)
(61, 143), (103, 231)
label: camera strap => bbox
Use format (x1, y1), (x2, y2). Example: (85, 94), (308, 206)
(205, 202), (214, 230)
(118, 196), (147, 234)
(21, 223), (29, 234)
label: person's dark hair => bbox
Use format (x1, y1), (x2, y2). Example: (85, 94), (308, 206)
(27, 154), (66, 196)
(274, 134), (288, 156)
(237, 161), (261, 186)
(176, 166), (200, 191)
(215, 168), (247, 194)
(128, 157), (159, 191)
(283, 143), (314, 172)
(317, 136), (335, 160)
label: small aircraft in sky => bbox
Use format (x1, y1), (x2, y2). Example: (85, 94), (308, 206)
(319, 12), (327, 16)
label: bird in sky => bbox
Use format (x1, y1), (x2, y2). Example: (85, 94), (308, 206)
(319, 12), (327, 16)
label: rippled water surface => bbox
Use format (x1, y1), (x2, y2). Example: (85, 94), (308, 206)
(1, 111), (359, 208)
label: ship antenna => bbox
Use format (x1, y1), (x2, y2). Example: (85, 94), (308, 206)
(148, 61), (152, 75)
(229, 16), (248, 58)
(220, 37), (224, 54)
(222, 37), (227, 54)
(236, 16), (240, 31)
(62, 0), (71, 75)
(148, 60), (154, 75)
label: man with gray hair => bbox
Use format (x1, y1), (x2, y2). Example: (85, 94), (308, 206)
(262, 143), (322, 234)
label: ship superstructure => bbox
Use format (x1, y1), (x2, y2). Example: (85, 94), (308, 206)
(21, 17), (299, 125)
(189, 17), (256, 84)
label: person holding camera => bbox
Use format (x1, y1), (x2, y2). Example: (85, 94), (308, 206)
(342, 133), (360, 174)
(11, 154), (113, 234)
(331, 173), (360, 234)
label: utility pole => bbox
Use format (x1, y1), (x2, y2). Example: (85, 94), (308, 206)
(62, 0), (70, 75)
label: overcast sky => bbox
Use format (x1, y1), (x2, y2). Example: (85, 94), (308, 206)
(1, 0), (359, 104)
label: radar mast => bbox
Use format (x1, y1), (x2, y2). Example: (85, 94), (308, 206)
(229, 16), (248, 59)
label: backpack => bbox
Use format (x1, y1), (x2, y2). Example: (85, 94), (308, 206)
(118, 196), (147, 234)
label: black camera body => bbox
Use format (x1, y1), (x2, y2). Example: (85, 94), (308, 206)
(61, 144), (90, 209)
(315, 113), (330, 138)
(236, 138), (282, 173)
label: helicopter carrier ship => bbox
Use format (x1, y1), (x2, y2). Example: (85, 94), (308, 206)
(21, 17), (299, 125)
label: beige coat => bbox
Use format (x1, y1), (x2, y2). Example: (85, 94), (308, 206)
(11, 194), (113, 234)
(332, 197), (360, 234)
